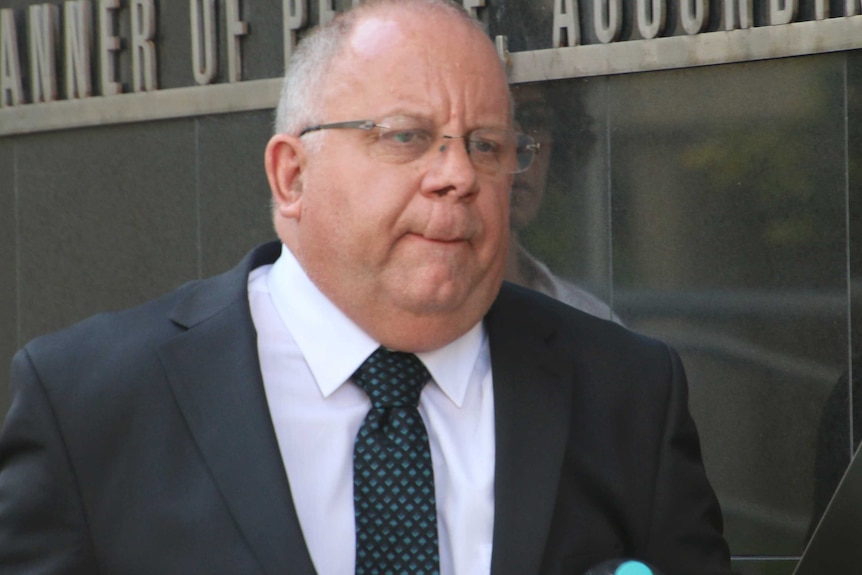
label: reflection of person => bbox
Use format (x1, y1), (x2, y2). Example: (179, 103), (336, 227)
(507, 83), (619, 321)
(0, 2), (731, 574)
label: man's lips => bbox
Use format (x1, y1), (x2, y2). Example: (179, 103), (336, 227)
(406, 232), (468, 244)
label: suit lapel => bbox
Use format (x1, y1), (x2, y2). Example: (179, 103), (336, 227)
(486, 284), (575, 575)
(158, 243), (317, 575)
(153, 253), (574, 575)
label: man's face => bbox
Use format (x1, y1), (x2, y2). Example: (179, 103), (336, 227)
(274, 8), (513, 350)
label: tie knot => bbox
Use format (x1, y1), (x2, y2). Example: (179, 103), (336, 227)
(352, 347), (431, 408)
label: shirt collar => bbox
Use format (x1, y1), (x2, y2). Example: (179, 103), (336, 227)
(267, 244), (485, 407)
(416, 322), (484, 407)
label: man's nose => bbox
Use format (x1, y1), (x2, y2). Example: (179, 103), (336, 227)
(423, 135), (479, 199)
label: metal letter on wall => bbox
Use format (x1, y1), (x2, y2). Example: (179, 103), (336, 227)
(636, 0), (666, 39)
(681, 0), (709, 34)
(553, 0), (581, 47)
(771, 0), (798, 24)
(0, 9), (24, 107)
(131, 0), (157, 92)
(64, 1), (93, 99)
(594, 0), (622, 44)
(319, 0), (335, 25)
(463, 0), (486, 19)
(191, 0), (217, 85)
(6, 1), (862, 135)
(725, 0), (753, 29)
(99, 0), (122, 96)
(283, 0), (306, 66)
(226, 0), (248, 83)
(29, 4), (60, 103)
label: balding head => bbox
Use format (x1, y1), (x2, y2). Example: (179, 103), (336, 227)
(274, 0), (492, 137)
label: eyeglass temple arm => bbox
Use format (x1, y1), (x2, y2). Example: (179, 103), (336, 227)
(298, 120), (377, 137)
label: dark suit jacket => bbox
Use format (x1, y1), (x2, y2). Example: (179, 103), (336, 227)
(0, 241), (732, 575)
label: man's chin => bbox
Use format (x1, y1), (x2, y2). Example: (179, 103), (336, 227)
(397, 275), (501, 318)
(376, 287), (493, 353)
(397, 286), (473, 316)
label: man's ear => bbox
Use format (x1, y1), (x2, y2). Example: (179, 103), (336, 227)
(265, 134), (306, 220)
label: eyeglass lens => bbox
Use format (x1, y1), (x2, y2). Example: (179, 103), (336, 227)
(303, 116), (537, 174)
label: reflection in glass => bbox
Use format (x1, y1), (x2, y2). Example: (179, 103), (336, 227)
(506, 54), (854, 564)
(808, 49), (862, 543)
(608, 57), (848, 557)
(508, 82), (618, 322)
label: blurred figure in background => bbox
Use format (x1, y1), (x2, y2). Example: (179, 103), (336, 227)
(507, 83), (620, 322)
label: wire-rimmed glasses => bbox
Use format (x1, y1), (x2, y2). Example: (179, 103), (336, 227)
(298, 115), (540, 175)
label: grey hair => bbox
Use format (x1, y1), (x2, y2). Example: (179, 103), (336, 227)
(273, 0), (484, 137)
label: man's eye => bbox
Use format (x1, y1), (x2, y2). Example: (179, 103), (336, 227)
(470, 138), (499, 155)
(382, 129), (429, 145)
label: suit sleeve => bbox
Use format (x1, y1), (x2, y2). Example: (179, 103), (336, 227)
(646, 344), (734, 575)
(0, 349), (98, 575)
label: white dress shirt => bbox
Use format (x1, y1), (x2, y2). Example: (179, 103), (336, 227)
(247, 245), (496, 575)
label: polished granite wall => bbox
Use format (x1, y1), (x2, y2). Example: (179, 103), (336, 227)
(1, 4), (861, 573)
(2, 111), (275, 347)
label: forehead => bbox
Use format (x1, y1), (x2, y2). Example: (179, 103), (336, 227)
(322, 8), (511, 125)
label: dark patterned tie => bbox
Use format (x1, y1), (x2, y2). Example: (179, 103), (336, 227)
(352, 347), (440, 575)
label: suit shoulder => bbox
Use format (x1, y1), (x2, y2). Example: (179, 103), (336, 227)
(18, 280), (200, 376)
(491, 282), (671, 357)
(18, 241), (279, 369)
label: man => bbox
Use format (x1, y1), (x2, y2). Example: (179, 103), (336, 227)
(0, 1), (732, 574)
